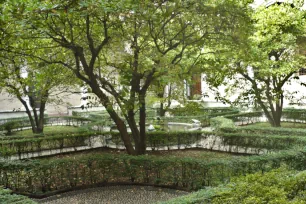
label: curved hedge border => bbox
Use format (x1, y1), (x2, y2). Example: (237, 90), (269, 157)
(0, 131), (205, 157)
(0, 116), (92, 133)
(0, 149), (306, 195)
(1, 108), (306, 199)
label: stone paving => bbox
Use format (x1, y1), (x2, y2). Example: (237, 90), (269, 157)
(35, 186), (188, 204)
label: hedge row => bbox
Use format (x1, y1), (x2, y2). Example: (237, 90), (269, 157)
(1, 149), (306, 195)
(210, 115), (306, 137)
(234, 126), (306, 136)
(0, 116), (92, 133)
(219, 133), (306, 151)
(111, 131), (204, 150)
(0, 131), (206, 157)
(0, 132), (97, 157)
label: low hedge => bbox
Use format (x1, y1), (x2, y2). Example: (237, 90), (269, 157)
(1, 149), (306, 195)
(0, 131), (205, 157)
(162, 168), (306, 204)
(235, 126), (306, 136)
(219, 133), (306, 151)
(0, 187), (36, 204)
(0, 132), (97, 157)
(282, 108), (306, 122)
(223, 111), (263, 123)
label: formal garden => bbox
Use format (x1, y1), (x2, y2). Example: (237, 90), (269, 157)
(1, 107), (306, 203)
(1, 0), (306, 203)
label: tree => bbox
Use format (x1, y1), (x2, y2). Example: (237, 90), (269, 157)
(3, 0), (252, 154)
(0, 6), (78, 134)
(204, 2), (306, 127)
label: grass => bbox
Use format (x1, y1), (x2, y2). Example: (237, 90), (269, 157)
(12, 126), (81, 137)
(246, 122), (306, 129)
(48, 147), (240, 161)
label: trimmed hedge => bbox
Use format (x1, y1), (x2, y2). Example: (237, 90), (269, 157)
(0, 132), (97, 157)
(1, 149), (306, 195)
(110, 131), (204, 150)
(234, 126), (306, 136)
(219, 133), (306, 150)
(0, 116), (92, 133)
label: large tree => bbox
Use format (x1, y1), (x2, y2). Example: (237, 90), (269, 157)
(205, 2), (306, 127)
(3, 0), (251, 154)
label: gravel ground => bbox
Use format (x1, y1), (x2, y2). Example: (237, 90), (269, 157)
(34, 186), (189, 204)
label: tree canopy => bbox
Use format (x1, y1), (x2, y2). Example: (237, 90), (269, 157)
(1, 0), (252, 154)
(204, 2), (306, 127)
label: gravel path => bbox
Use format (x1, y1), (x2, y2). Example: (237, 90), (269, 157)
(35, 186), (189, 204)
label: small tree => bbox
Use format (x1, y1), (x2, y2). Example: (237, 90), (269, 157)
(0, 18), (77, 133)
(205, 3), (306, 127)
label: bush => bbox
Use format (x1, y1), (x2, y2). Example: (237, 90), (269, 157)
(212, 169), (306, 204)
(0, 187), (36, 204)
(170, 102), (204, 116)
(162, 169), (306, 204)
(210, 117), (236, 132)
(0, 121), (20, 135)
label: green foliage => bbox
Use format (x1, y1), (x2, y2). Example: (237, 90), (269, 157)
(162, 169), (306, 204)
(204, 2), (306, 127)
(1, 148), (306, 195)
(0, 121), (20, 135)
(110, 131), (203, 149)
(210, 117), (236, 132)
(224, 111), (263, 122)
(0, 132), (96, 156)
(170, 102), (204, 116)
(212, 169), (306, 204)
(0, 116), (92, 133)
(220, 133), (306, 150)
(0, 187), (36, 204)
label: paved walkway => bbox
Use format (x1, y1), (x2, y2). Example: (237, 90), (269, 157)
(35, 186), (188, 204)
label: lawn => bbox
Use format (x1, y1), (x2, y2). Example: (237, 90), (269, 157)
(12, 126), (81, 137)
(247, 122), (306, 129)
(49, 147), (240, 161)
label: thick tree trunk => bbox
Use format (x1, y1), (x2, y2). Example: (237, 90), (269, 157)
(89, 80), (137, 155)
(108, 110), (136, 155)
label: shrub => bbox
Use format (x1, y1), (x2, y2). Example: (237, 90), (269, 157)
(210, 117), (236, 132)
(0, 121), (20, 135)
(170, 102), (204, 116)
(162, 169), (306, 204)
(0, 187), (36, 204)
(212, 169), (306, 204)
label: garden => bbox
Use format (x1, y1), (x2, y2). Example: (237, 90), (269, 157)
(1, 0), (306, 203)
(1, 107), (306, 203)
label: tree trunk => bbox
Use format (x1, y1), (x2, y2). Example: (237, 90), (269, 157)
(18, 97), (39, 133)
(36, 100), (47, 134)
(109, 110), (136, 155)
(159, 102), (166, 117)
(89, 80), (137, 155)
(137, 93), (147, 155)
